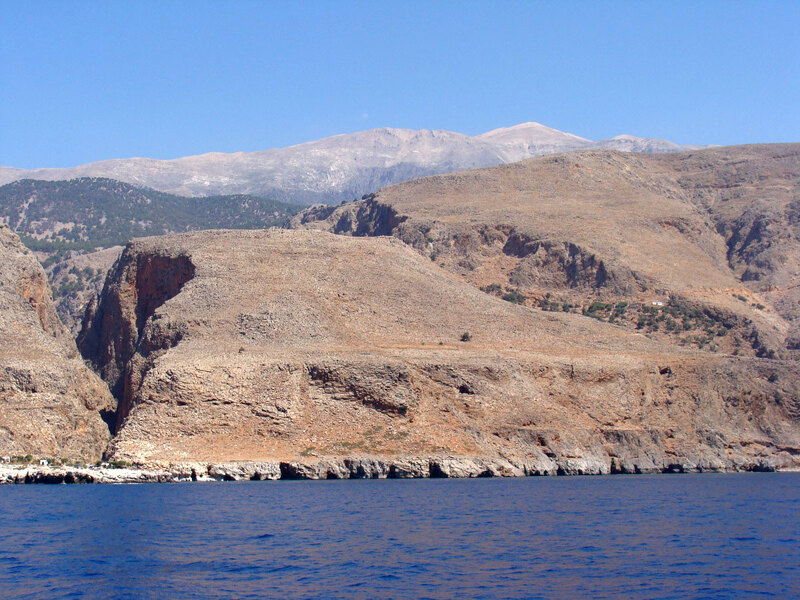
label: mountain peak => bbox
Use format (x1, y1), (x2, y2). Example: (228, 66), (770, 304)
(0, 123), (697, 199)
(475, 122), (591, 145)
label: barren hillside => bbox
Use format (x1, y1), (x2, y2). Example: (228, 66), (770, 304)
(76, 229), (799, 474)
(292, 144), (800, 360)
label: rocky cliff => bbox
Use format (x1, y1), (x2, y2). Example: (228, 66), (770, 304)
(291, 144), (800, 361)
(0, 225), (113, 460)
(77, 229), (800, 474)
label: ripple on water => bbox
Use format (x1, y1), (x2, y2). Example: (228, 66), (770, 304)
(0, 474), (798, 599)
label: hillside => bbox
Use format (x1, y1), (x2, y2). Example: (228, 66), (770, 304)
(291, 144), (800, 360)
(0, 225), (113, 461)
(0, 123), (700, 202)
(0, 177), (301, 251)
(75, 229), (799, 473)
(0, 177), (302, 330)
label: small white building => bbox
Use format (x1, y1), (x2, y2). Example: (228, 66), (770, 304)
(651, 301), (664, 307)
(0, 456), (10, 464)
(39, 459), (49, 466)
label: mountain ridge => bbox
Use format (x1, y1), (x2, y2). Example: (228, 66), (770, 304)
(0, 123), (703, 202)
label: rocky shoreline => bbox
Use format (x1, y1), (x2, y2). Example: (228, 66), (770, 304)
(2, 453), (795, 485)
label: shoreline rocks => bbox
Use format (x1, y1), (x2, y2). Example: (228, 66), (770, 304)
(2, 453), (796, 485)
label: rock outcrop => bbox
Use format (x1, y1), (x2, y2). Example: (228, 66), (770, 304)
(77, 229), (800, 473)
(0, 225), (114, 460)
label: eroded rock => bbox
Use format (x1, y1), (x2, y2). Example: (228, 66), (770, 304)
(0, 225), (114, 461)
(75, 229), (800, 473)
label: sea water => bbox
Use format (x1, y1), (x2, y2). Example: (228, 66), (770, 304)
(0, 473), (797, 599)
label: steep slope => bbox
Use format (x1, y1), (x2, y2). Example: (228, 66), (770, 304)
(0, 124), (700, 202)
(77, 229), (799, 474)
(0, 177), (302, 330)
(0, 225), (113, 461)
(291, 144), (800, 359)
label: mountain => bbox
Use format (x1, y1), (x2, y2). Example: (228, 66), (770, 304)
(0, 177), (301, 251)
(0, 123), (702, 203)
(1, 142), (797, 475)
(76, 228), (799, 473)
(291, 143), (800, 361)
(0, 177), (303, 330)
(0, 225), (113, 461)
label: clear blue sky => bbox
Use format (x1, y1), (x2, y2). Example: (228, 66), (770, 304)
(2, 0), (799, 168)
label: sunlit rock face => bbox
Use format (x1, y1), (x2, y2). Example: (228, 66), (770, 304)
(77, 228), (799, 473)
(0, 225), (113, 461)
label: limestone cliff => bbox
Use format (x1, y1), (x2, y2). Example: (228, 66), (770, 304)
(0, 225), (113, 460)
(78, 229), (800, 474)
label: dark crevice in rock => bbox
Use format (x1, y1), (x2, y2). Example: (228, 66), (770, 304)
(338, 198), (407, 237)
(297, 197), (408, 238)
(132, 254), (194, 334)
(99, 409), (117, 435)
(76, 247), (195, 433)
(662, 463), (685, 473)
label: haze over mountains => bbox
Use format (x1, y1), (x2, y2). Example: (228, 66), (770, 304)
(0, 123), (700, 203)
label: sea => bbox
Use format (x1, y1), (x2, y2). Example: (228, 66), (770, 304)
(0, 473), (797, 599)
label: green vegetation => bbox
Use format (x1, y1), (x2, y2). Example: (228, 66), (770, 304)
(480, 282), (527, 305)
(582, 300), (628, 322)
(1, 178), (304, 308)
(537, 293), (563, 312)
(474, 283), (771, 355)
(1, 177), (303, 252)
(501, 289), (526, 304)
(460, 331), (472, 342)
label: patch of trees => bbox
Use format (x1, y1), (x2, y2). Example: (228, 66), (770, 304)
(0, 177), (302, 252)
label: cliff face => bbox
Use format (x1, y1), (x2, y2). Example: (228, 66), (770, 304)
(291, 144), (800, 361)
(78, 229), (799, 473)
(0, 225), (114, 460)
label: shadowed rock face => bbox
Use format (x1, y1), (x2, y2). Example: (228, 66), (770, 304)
(0, 225), (114, 460)
(291, 144), (800, 359)
(77, 249), (194, 429)
(77, 229), (800, 473)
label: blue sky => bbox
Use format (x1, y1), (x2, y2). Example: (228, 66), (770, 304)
(2, 0), (799, 168)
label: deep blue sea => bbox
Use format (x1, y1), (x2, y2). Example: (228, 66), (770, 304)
(0, 473), (798, 599)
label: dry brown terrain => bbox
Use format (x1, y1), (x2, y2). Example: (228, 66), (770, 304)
(77, 229), (799, 474)
(293, 144), (800, 360)
(0, 225), (113, 460)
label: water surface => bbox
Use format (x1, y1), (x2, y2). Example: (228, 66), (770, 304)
(0, 474), (797, 599)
